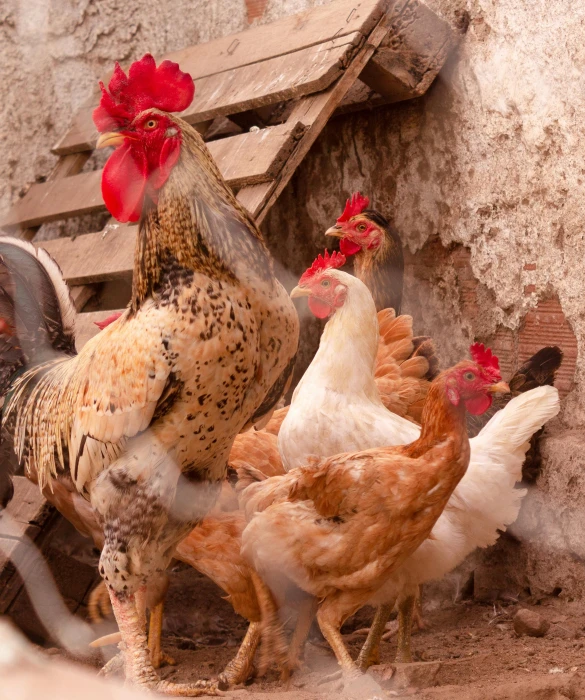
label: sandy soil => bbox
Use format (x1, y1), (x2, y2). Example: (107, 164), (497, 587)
(70, 562), (585, 700)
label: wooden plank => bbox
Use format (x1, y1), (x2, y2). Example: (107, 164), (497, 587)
(236, 183), (274, 218)
(255, 0), (415, 225)
(76, 310), (123, 351)
(53, 34), (359, 156)
(3, 123), (304, 231)
(360, 0), (453, 102)
(39, 226), (136, 286)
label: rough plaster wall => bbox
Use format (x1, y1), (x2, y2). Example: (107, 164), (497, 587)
(264, 0), (585, 597)
(2, 0), (585, 598)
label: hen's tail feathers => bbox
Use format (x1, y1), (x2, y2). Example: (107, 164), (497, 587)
(375, 309), (441, 423)
(466, 346), (563, 482)
(0, 238), (76, 397)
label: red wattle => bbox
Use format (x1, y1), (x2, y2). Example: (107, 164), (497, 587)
(308, 297), (333, 319)
(340, 238), (362, 256)
(102, 141), (148, 223)
(465, 394), (493, 415)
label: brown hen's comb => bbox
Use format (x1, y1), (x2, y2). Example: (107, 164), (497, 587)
(470, 343), (501, 381)
(93, 54), (195, 132)
(299, 250), (346, 285)
(336, 192), (370, 223)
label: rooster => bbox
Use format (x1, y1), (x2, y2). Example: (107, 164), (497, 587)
(240, 343), (510, 684)
(252, 250), (560, 672)
(0, 54), (299, 695)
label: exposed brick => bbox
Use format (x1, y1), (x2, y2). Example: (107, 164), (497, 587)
(524, 284), (536, 295)
(524, 263), (537, 271)
(245, 0), (268, 22)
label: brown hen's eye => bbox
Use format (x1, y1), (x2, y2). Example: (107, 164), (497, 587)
(145, 119), (158, 130)
(464, 371), (475, 381)
(321, 279), (330, 287)
(357, 223), (367, 232)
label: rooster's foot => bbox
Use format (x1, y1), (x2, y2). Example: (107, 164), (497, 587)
(153, 679), (223, 697)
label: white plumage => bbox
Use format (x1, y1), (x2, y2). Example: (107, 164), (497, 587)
(278, 270), (560, 600)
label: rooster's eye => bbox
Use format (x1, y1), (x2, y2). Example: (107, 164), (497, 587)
(321, 279), (331, 288)
(357, 223), (367, 232)
(144, 119), (158, 130)
(464, 371), (475, 381)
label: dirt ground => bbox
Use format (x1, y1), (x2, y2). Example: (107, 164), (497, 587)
(60, 561), (585, 700)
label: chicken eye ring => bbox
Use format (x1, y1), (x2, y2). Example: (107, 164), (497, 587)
(464, 371), (475, 381)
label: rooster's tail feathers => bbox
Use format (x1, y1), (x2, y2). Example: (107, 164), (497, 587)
(0, 238), (76, 395)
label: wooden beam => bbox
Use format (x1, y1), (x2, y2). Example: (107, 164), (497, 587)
(254, 0), (415, 225)
(359, 0), (453, 102)
(3, 123), (304, 230)
(53, 34), (359, 156)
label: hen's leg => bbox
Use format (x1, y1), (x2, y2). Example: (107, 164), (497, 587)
(356, 602), (394, 671)
(217, 621), (262, 688)
(88, 580), (112, 623)
(148, 600), (176, 669)
(288, 597), (318, 671)
(394, 594), (415, 663)
(108, 589), (219, 696)
(250, 571), (289, 679)
(316, 604), (361, 681)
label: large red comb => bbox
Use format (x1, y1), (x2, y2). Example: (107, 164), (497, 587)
(93, 54), (195, 132)
(469, 343), (501, 381)
(336, 192), (370, 223)
(299, 250), (346, 285)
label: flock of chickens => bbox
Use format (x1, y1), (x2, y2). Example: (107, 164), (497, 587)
(0, 55), (564, 697)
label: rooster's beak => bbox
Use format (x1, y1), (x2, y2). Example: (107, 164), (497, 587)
(487, 381), (510, 394)
(325, 224), (343, 238)
(290, 286), (311, 299)
(96, 132), (126, 149)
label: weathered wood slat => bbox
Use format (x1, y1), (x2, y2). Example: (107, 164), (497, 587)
(255, 0), (415, 225)
(53, 34), (360, 156)
(3, 123), (304, 230)
(39, 225), (136, 285)
(359, 0), (453, 102)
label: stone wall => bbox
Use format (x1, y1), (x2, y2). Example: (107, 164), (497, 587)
(2, 0), (585, 598)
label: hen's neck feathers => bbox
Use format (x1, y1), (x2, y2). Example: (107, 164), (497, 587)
(353, 216), (404, 314)
(298, 274), (381, 399)
(132, 118), (272, 310)
(405, 372), (468, 459)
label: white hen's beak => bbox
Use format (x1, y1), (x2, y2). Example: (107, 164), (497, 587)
(290, 286), (311, 299)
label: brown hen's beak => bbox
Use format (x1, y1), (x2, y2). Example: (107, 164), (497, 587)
(290, 285), (311, 299)
(325, 224), (343, 238)
(96, 132), (126, 149)
(487, 381), (510, 394)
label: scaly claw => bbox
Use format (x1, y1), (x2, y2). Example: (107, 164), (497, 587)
(98, 652), (124, 677)
(155, 679), (223, 697)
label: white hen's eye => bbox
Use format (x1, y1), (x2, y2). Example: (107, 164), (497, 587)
(321, 279), (331, 288)
(464, 371), (475, 381)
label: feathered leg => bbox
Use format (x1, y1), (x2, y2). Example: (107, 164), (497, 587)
(217, 621), (261, 688)
(356, 602), (394, 671)
(108, 588), (219, 696)
(394, 594), (415, 663)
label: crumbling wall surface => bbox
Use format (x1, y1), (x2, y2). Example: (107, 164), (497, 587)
(0, 0), (328, 217)
(265, 0), (585, 597)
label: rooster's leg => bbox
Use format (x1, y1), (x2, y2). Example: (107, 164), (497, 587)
(108, 588), (219, 696)
(148, 600), (177, 669)
(394, 594), (415, 663)
(249, 571), (289, 679)
(356, 602), (394, 671)
(217, 621), (261, 688)
(288, 597), (318, 671)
